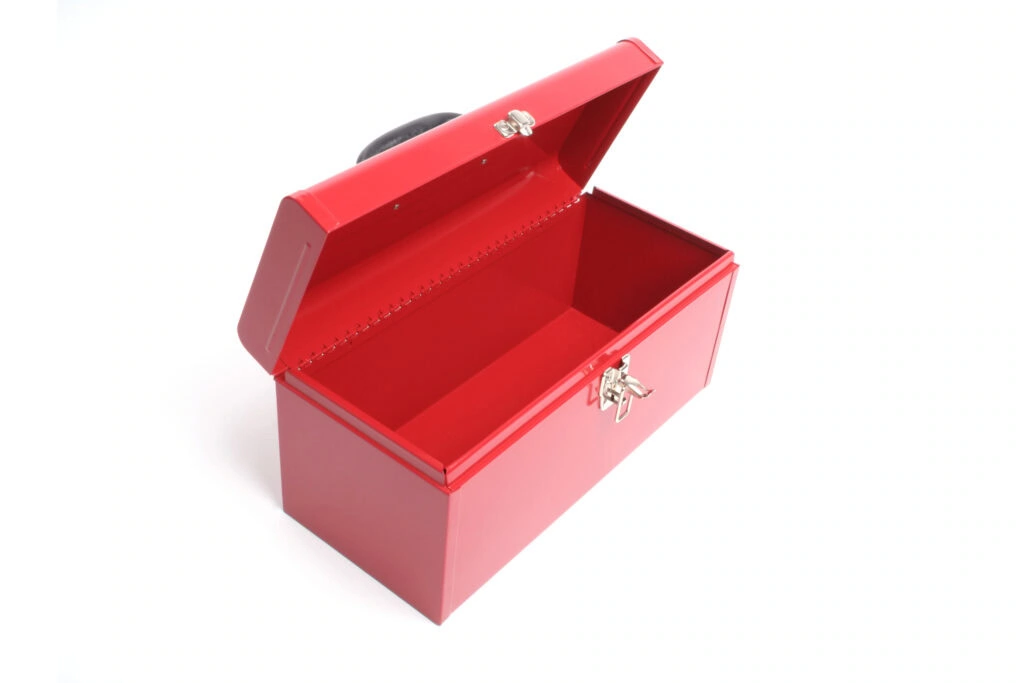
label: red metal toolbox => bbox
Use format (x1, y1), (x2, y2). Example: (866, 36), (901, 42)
(238, 38), (737, 623)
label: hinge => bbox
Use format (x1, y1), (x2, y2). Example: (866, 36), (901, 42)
(599, 354), (655, 423)
(494, 110), (535, 138)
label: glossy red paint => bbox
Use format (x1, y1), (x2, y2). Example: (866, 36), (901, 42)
(239, 39), (738, 623)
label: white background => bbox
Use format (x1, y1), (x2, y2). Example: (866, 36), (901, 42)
(7, 1), (1023, 681)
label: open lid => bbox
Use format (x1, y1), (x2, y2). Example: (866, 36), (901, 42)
(239, 39), (662, 374)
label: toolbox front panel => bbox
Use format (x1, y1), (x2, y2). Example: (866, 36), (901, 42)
(276, 380), (451, 622)
(443, 266), (737, 614)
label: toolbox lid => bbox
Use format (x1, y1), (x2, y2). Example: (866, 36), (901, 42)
(239, 39), (662, 375)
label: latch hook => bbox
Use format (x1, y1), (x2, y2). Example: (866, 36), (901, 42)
(599, 354), (655, 423)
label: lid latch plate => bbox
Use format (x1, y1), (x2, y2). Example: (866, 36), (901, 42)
(494, 110), (536, 138)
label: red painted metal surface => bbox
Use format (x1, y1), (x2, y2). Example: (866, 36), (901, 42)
(238, 39), (662, 375)
(238, 39), (738, 623)
(276, 379), (450, 621)
(445, 260), (737, 614)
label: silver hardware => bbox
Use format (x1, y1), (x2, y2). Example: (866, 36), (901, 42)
(494, 110), (535, 138)
(600, 354), (655, 423)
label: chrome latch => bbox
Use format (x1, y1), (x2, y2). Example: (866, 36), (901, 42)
(600, 354), (655, 423)
(494, 110), (535, 138)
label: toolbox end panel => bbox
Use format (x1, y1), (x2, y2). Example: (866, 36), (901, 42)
(276, 380), (451, 623)
(238, 198), (327, 374)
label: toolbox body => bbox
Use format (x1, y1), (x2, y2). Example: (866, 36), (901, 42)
(239, 39), (737, 623)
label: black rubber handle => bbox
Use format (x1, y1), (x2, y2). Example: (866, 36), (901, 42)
(357, 112), (460, 163)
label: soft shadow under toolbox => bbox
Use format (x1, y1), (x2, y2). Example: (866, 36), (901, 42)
(238, 38), (738, 623)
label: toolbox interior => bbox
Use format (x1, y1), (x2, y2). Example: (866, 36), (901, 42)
(302, 192), (724, 467)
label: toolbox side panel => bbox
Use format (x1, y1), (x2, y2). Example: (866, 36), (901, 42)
(238, 198), (327, 375)
(706, 267), (738, 386)
(276, 380), (451, 623)
(443, 267), (736, 617)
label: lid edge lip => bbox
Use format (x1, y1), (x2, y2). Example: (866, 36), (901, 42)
(617, 37), (663, 65)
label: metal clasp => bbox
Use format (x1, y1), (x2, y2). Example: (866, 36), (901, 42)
(494, 110), (535, 138)
(599, 354), (655, 423)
